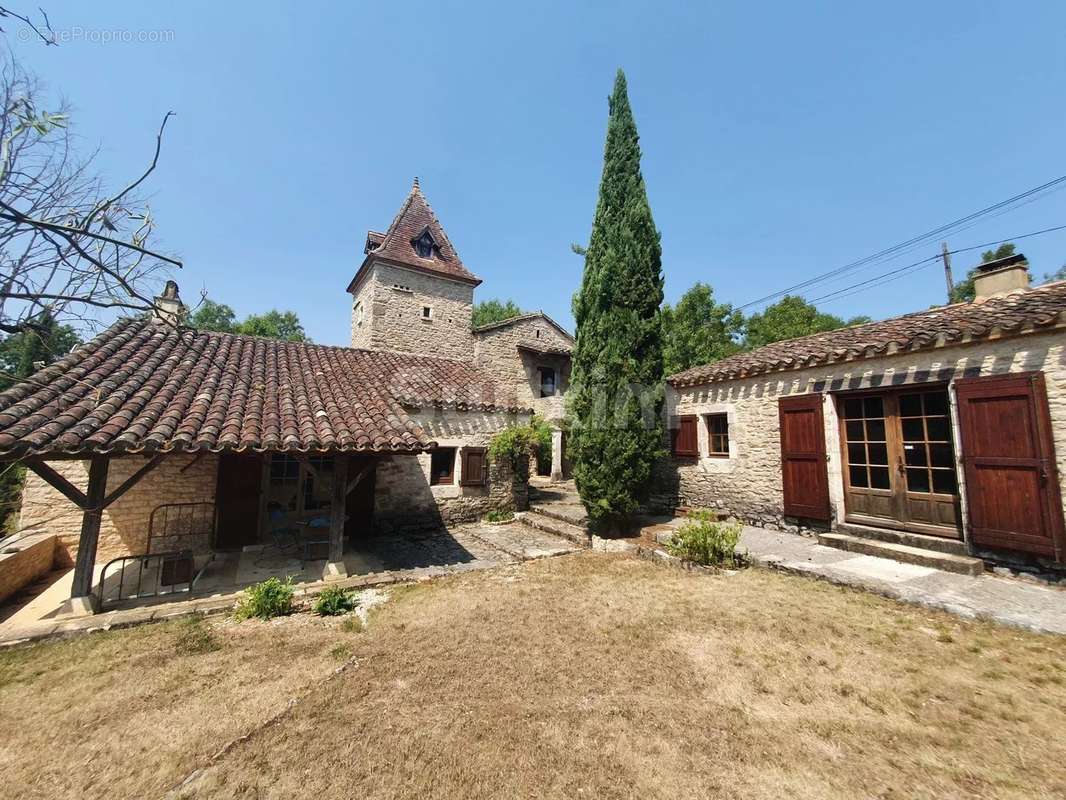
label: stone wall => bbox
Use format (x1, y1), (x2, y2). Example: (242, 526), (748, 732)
(18, 454), (219, 567)
(663, 330), (1066, 538)
(473, 315), (572, 418)
(15, 407), (533, 560)
(374, 406), (529, 533)
(350, 261), (475, 362)
(0, 531), (56, 603)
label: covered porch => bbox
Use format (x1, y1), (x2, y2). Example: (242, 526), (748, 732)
(17, 448), (387, 616)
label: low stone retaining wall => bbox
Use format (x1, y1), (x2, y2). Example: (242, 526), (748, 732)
(0, 532), (57, 604)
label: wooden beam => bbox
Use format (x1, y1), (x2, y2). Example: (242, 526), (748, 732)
(71, 456), (109, 599)
(25, 460), (88, 508)
(346, 461), (373, 496)
(102, 454), (165, 509)
(329, 453), (348, 564)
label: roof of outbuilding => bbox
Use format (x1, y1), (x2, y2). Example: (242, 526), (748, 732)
(348, 180), (481, 292)
(668, 282), (1066, 387)
(472, 311), (575, 342)
(0, 317), (524, 458)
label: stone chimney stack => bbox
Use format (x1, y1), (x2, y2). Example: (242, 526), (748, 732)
(973, 253), (1031, 300)
(152, 280), (186, 325)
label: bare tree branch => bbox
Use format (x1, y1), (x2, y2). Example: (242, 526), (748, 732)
(0, 54), (181, 337)
(0, 5), (55, 45)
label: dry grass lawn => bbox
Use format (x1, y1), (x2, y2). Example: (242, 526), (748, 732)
(2, 553), (1065, 800)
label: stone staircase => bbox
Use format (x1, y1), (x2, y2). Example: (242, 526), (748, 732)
(817, 522), (984, 576)
(517, 481), (591, 548)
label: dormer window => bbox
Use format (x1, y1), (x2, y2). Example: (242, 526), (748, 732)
(414, 230), (435, 259)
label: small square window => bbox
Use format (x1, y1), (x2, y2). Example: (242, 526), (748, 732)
(421, 306), (433, 320)
(705, 414), (729, 457)
(430, 448), (455, 485)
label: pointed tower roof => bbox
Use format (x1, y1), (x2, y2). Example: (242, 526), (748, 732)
(348, 179), (481, 292)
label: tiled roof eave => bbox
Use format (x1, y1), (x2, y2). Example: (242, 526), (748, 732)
(667, 316), (1066, 388)
(0, 438), (436, 461)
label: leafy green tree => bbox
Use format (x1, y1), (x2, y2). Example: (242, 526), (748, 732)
(236, 310), (308, 342)
(568, 69), (665, 533)
(661, 282), (744, 374)
(187, 299), (238, 333)
(472, 298), (524, 328)
(949, 243), (1017, 303)
(1043, 264), (1066, 284)
(189, 301), (309, 342)
(0, 311), (81, 532)
(744, 295), (869, 350)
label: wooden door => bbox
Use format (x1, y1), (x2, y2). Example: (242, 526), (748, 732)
(839, 390), (961, 535)
(215, 453), (263, 549)
(779, 395), (831, 520)
(955, 373), (1065, 561)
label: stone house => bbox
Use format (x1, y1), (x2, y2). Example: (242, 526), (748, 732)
(663, 254), (1066, 571)
(0, 179), (573, 611)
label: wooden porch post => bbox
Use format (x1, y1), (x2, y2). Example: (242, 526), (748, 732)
(71, 455), (110, 599)
(325, 453), (349, 578)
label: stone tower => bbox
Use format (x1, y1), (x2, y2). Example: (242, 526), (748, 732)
(347, 179), (481, 362)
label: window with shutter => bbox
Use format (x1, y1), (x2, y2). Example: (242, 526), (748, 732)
(670, 415), (698, 458)
(460, 447), (488, 486)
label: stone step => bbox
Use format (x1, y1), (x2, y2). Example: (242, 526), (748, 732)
(529, 501), (588, 528)
(817, 533), (984, 576)
(529, 487), (581, 505)
(516, 510), (590, 548)
(836, 522), (971, 556)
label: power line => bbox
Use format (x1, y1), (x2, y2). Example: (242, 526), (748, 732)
(808, 223), (1066, 306)
(737, 175), (1066, 311)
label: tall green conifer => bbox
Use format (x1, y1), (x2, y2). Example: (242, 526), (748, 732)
(568, 70), (665, 532)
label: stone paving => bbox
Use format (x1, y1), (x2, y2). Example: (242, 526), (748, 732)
(0, 521), (580, 648)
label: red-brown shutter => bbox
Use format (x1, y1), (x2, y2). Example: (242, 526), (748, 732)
(671, 415), (698, 458)
(954, 372), (1065, 561)
(778, 394), (830, 521)
(460, 447), (488, 487)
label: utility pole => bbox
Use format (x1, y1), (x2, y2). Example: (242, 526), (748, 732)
(941, 241), (954, 303)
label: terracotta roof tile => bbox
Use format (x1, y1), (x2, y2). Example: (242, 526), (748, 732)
(0, 318), (525, 458)
(348, 182), (481, 291)
(668, 282), (1066, 387)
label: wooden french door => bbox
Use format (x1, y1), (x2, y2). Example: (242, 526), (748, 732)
(838, 388), (961, 537)
(955, 373), (1065, 561)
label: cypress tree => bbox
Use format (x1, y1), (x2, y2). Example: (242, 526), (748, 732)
(568, 70), (665, 533)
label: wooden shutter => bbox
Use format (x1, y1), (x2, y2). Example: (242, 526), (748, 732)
(671, 415), (698, 458)
(460, 447), (488, 487)
(778, 394), (831, 520)
(954, 373), (1065, 561)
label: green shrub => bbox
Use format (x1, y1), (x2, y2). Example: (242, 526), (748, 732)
(173, 616), (221, 655)
(234, 577), (296, 620)
(489, 415), (552, 466)
(312, 585), (358, 616)
(484, 509), (515, 524)
(665, 511), (743, 567)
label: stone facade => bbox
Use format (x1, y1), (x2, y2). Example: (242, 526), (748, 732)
(662, 329), (1066, 543)
(374, 406), (530, 533)
(19, 454), (220, 567)
(350, 262), (475, 362)
(473, 315), (573, 421)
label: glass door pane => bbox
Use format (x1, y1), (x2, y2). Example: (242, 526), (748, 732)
(898, 391), (957, 497)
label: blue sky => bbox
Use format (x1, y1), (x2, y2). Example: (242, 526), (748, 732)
(10, 1), (1066, 344)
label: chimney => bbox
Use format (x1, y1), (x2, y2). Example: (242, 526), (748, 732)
(152, 280), (186, 325)
(973, 253), (1030, 300)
